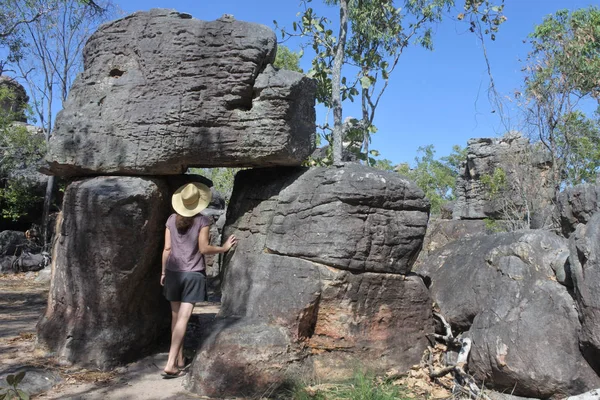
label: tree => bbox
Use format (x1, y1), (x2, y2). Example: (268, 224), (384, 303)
(0, 83), (46, 222)
(277, 0), (506, 165)
(396, 144), (465, 215)
(3, 0), (117, 244)
(522, 7), (600, 191)
(273, 45), (304, 73)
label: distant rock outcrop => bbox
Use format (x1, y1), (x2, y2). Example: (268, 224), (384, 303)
(452, 132), (553, 222)
(44, 9), (316, 176)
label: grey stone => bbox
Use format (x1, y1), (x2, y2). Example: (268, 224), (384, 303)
(0, 366), (61, 396)
(452, 132), (553, 221)
(186, 319), (302, 399)
(0, 231), (27, 256)
(45, 9), (316, 176)
(468, 279), (599, 398)
(417, 230), (572, 331)
(569, 213), (600, 374)
(263, 165), (430, 273)
(558, 183), (600, 237)
(37, 176), (171, 369)
(187, 164), (433, 397)
(417, 230), (599, 397)
(415, 219), (489, 264)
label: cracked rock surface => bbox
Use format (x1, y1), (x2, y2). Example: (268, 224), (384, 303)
(45, 9), (316, 176)
(188, 164), (432, 397)
(416, 230), (600, 398)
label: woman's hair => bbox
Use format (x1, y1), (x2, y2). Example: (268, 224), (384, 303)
(175, 214), (194, 234)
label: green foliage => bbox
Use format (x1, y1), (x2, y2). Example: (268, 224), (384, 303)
(0, 371), (29, 400)
(523, 6), (600, 190)
(188, 167), (240, 203)
(0, 177), (43, 221)
(396, 144), (463, 215)
(480, 167), (507, 199)
(0, 87), (46, 222)
(274, 45), (304, 73)
(289, 370), (412, 400)
(277, 0), (505, 165)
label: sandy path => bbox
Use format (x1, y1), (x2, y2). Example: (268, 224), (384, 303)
(0, 273), (220, 400)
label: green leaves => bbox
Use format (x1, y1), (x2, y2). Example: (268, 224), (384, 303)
(0, 371), (29, 400)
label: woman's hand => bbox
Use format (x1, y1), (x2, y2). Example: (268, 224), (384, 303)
(160, 274), (165, 286)
(223, 235), (238, 251)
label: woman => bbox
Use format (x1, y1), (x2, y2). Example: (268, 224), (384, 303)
(160, 182), (236, 378)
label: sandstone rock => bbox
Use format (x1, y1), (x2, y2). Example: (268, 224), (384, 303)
(188, 165), (432, 397)
(37, 176), (171, 369)
(45, 9), (316, 176)
(569, 213), (600, 374)
(417, 230), (599, 397)
(307, 271), (433, 378)
(558, 183), (600, 237)
(468, 279), (599, 398)
(186, 319), (302, 398)
(452, 133), (553, 221)
(415, 219), (489, 263)
(417, 230), (572, 330)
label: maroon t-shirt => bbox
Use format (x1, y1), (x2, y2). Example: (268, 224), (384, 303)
(165, 213), (210, 272)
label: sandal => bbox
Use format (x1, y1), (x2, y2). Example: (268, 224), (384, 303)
(161, 369), (186, 379)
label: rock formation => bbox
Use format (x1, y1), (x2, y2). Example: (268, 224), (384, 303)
(188, 165), (433, 397)
(37, 177), (171, 368)
(44, 9), (316, 177)
(569, 212), (600, 375)
(416, 230), (600, 397)
(452, 132), (553, 222)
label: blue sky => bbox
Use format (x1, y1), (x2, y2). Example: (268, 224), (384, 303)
(112, 0), (597, 166)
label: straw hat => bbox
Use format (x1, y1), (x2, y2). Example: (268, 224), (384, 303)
(171, 182), (212, 217)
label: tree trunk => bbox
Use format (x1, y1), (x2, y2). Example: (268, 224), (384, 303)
(331, 0), (348, 165)
(42, 175), (54, 248)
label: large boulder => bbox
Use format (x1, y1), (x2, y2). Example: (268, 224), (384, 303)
(188, 165), (433, 397)
(45, 9), (316, 176)
(186, 319), (302, 398)
(558, 183), (600, 237)
(416, 230), (600, 397)
(37, 176), (171, 369)
(569, 213), (600, 374)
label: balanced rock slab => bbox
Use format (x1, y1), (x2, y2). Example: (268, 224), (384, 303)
(45, 9), (316, 176)
(37, 176), (171, 369)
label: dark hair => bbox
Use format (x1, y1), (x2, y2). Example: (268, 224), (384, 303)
(175, 214), (194, 234)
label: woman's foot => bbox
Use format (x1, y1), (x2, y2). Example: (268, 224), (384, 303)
(161, 369), (186, 379)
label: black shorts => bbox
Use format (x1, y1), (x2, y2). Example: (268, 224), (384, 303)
(163, 270), (207, 303)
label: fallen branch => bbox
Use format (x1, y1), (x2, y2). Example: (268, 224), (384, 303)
(428, 313), (491, 400)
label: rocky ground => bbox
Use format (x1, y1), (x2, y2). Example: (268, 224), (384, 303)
(0, 272), (218, 399)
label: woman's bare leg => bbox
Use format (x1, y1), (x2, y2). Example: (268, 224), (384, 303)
(164, 302), (195, 374)
(168, 302), (185, 368)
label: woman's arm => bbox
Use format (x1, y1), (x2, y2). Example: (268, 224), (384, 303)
(198, 226), (237, 255)
(161, 228), (172, 286)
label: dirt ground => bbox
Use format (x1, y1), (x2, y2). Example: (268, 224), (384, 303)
(0, 272), (219, 400)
